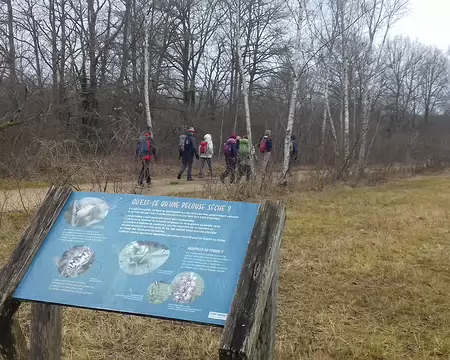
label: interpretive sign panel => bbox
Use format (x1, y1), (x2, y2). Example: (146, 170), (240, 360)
(14, 192), (259, 326)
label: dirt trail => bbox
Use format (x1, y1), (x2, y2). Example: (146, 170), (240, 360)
(0, 178), (209, 213)
(0, 169), (310, 213)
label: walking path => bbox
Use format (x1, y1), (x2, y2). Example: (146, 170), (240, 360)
(0, 178), (209, 213)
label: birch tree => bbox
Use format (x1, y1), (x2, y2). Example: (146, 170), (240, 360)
(234, 0), (254, 172)
(143, 13), (152, 130)
(280, 0), (305, 182)
(338, 0), (350, 161)
(355, 0), (407, 176)
(313, 0), (340, 157)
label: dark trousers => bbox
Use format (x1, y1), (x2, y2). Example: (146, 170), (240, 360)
(199, 157), (213, 177)
(287, 156), (297, 176)
(179, 157), (194, 180)
(238, 164), (251, 181)
(221, 157), (237, 183)
(138, 160), (151, 185)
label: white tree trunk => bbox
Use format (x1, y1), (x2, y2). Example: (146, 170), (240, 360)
(356, 87), (370, 175)
(236, 44), (252, 147)
(281, 0), (304, 181)
(321, 75), (328, 150)
(236, 0), (254, 172)
(324, 78), (339, 157)
(321, 100), (327, 149)
(356, 34), (375, 176)
(339, 0), (350, 162)
(327, 114), (339, 157)
(143, 17), (152, 130)
(342, 60), (350, 160)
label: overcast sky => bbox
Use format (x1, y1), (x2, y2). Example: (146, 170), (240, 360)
(391, 0), (450, 51)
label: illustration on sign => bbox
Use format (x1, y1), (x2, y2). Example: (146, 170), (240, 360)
(14, 192), (259, 326)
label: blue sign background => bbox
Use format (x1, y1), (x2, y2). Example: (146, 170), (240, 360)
(14, 192), (259, 326)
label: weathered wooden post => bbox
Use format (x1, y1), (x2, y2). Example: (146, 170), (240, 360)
(0, 187), (72, 360)
(30, 303), (63, 360)
(220, 200), (286, 360)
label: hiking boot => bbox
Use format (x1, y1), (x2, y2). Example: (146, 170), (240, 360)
(187, 177), (194, 181)
(177, 173), (181, 180)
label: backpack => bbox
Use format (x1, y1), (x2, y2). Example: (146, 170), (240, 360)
(239, 139), (250, 157)
(136, 135), (151, 157)
(223, 138), (236, 157)
(259, 138), (268, 153)
(179, 134), (186, 152)
(200, 141), (209, 155)
(184, 135), (193, 152)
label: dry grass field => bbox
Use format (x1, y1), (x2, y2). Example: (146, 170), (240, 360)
(1, 175), (450, 359)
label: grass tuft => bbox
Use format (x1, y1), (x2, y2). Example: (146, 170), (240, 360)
(0, 179), (48, 190)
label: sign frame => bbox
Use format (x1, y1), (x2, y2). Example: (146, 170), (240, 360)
(0, 186), (286, 360)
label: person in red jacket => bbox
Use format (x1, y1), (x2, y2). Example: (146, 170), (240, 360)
(136, 130), (156, 186)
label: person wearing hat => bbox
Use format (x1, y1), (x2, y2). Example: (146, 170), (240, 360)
(257, 129), (273, 173)
(136, 129), (156, 187)
(221, 133), (238, 184)
(177, 127), (199, 181)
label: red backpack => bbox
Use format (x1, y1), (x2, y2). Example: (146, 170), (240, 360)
(259, 138), (268, 153)
(200, 141), (209, 155)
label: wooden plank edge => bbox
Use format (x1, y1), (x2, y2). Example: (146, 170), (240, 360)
(219, 200), (286, 359)
(0, 186), (72, 309)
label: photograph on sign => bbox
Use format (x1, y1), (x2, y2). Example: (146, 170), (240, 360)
(14, 192), (259, 326)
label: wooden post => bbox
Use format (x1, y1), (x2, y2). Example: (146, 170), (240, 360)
(219, 200), (286, 360)
(30, 303), (62, 360)
(255, 252), (280, 360)
(0, 301), (28, 360)
(0, 186), (72, 360)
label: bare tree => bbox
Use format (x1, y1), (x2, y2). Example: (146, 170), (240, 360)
(281, 0), (305, 181)
(143, 10), (152, 129)
(5, 0), (18, 112)
(235, 0), (254, 172)
(338, 0), (351, 161)
(419, 46), (449, 123)
(355, 0), (407, 176)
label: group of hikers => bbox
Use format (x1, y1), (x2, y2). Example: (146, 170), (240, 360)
(135, 126), (299, 186)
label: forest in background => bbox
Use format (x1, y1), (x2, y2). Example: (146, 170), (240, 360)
(0, 0), (449, 180)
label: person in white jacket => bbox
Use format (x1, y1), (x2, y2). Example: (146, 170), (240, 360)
(198, 134), (214, 178)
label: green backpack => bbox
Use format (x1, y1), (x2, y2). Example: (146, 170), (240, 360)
(239, 139), (250, 158)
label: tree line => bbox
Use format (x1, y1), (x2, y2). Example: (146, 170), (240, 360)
(0, 0), (449, 178)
